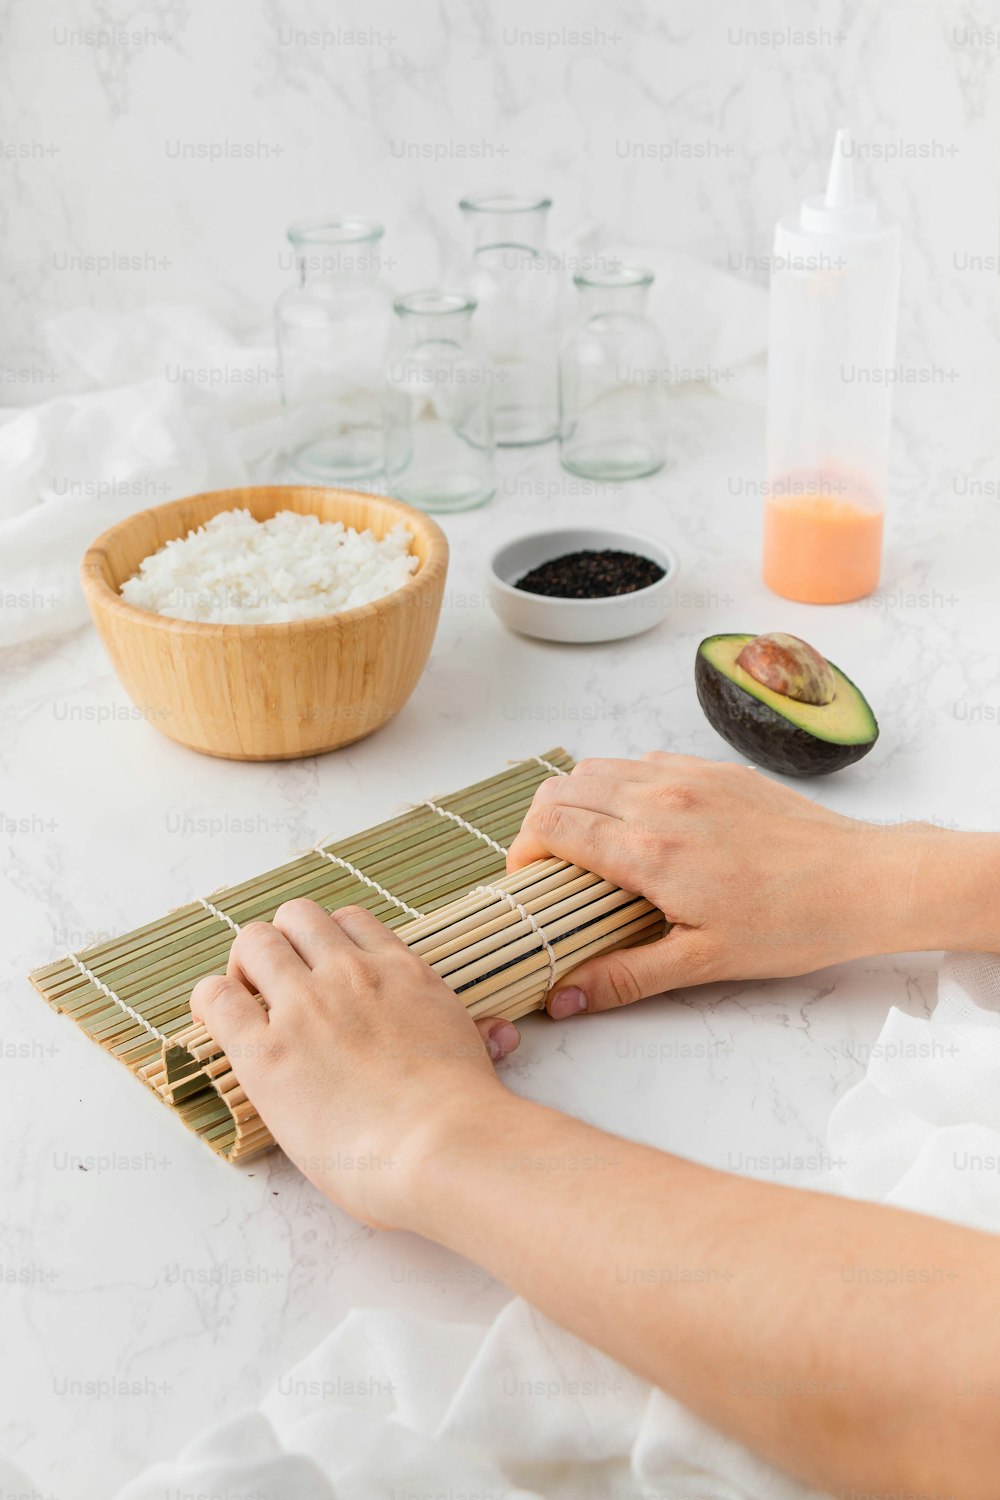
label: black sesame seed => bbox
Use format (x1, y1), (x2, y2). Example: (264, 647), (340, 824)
(514, 549), (666, 600)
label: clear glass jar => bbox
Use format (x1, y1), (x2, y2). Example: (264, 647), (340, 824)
(383, 290), (495, 513)
(458, 194), (559, 447)
(558, 266), (668, 481)
(275, 217), (392, 481)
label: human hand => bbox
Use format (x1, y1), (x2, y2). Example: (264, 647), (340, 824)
(190, 901), (520, 1227)
(506, 752), (937, 1016)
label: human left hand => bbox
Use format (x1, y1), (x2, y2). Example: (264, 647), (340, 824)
(190, 900), (520, 1226)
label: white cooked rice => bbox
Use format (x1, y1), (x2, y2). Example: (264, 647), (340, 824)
(120, 508), (419, 624)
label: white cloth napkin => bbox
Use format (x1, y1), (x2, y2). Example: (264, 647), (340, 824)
(0, 306), (282, 650)
(76, 952), (999, 1500)
(111, 1299), (818, 1500)
(827, 950), (1000, 1229)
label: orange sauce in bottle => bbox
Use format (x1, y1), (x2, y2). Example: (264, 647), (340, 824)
(763, 493), (882, 604)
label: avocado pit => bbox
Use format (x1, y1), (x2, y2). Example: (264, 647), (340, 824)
(736, 632), (836, 706)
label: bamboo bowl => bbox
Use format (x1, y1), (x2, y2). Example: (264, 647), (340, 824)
(81, 485), (449, 761)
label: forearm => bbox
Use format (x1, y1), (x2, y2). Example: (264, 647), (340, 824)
(403, 1089), (1000, 1497)
(890, 824), (1000, 956)
(805, 821), (1000, 967)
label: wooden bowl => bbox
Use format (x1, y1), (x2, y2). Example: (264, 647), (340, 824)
(81, 485), (449, 761)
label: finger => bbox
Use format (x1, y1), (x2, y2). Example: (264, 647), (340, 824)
(227, 920), (308, 997)
(533, 772), (632, 820)
(507, 803), (638, 883)
(509, 772), (615, 872)
(331, 903), (401, 953)
(571, 756), (662, 782)
(508, 773), (642, 872)
(190, 972), (269, 1058)
(546, 930), (712, 1017)
(273, 897), (348, 968)
(474, 1016), (521, 1063)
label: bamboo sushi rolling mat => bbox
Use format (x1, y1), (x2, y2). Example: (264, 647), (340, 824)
(30, 748), (664, 1163)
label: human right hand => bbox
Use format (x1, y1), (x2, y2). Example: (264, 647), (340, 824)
(506, 752), (973, 1018)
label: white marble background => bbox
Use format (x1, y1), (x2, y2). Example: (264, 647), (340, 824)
(2, 0), (998, 376)
(2, 1), (1000, 1496)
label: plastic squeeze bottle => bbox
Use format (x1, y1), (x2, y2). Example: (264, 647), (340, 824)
(763, 128), (900, 603)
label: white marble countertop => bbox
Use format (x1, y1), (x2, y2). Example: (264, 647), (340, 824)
(3, 383), (997, 1497)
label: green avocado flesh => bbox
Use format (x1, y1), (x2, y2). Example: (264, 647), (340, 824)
(695, 633), (878, 777)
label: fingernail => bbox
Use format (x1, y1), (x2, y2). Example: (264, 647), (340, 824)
(549, 986), (587, 1020)
(487, 1022), (520, 1060)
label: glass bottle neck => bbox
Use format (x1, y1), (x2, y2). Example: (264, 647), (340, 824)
(576, 281), (651, 318)
(394, 291), (475, 345)
(460, 195), (551, 255)
(288, 219), (385, 287)
(398, 312), (473, 344)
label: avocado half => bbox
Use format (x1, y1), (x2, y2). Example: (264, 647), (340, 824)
(695, 633), (878, 777)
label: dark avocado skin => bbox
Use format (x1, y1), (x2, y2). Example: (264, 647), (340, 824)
(694, 651), (876, 777)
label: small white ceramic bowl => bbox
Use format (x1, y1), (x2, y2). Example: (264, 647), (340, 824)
(487, 527), (679, 644)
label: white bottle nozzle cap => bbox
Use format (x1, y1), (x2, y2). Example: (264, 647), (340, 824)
(825, 128), (854, 207)
(800, 127), (878, 237)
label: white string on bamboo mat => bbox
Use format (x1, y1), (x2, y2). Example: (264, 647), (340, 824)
(196, 897), (242, 936)
(418, 800), (508, 856)
(473, 885), (558, 995)
(66, 953), (168, 1043)
(527, 756), (569, 777)
(310, 847), (424, 920)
